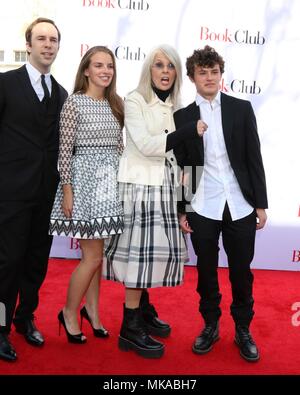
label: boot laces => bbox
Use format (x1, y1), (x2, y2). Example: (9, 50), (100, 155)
(238, 326), (254, 344)
(201, 324), (215, 337)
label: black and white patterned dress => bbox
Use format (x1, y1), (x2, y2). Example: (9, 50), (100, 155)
(49, 93), (124, 239)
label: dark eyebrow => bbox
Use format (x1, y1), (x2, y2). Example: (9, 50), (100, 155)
(36, 34), (58, 40)
(93, 62), (114, 66)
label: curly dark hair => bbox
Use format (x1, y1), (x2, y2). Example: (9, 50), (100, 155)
(186, 45), (225, 77)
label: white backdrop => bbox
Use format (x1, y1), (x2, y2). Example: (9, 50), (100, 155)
(51, 0), (300, 270)
(1, 0), (299, 270)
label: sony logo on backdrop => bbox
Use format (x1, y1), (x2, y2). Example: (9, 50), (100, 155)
(80, 44), (145, 61)
(82, 0), (150, 11)
(200, 27), (265, 45)
(220, 78), (261, 95)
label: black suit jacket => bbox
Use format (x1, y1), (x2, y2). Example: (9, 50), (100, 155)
(0, 65), (68, 201)
(173, 92), (268, 213)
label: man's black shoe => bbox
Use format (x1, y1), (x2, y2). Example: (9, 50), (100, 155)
(235, 325), (259, 362)
(192, 322), (219, 354)
(0, 333), (17, 362)
(14, 319), (44, 347)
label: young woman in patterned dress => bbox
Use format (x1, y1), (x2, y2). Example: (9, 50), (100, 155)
(104, 44), (207, 357)
(49, 46), (124, 343)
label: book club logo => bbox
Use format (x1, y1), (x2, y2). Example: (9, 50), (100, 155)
(219, 78), (261, 95)
(290, 206), (300, 327)
(200, 26), (265, 45)
(70, 238), (81, 250)
(82, 0), (150, 11)
(80, 44), (146, 61)
(292, 205), (300, 263)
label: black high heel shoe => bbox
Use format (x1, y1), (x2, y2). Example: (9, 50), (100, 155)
(80, 306), (109, 338)
(58, 311), (87, 344)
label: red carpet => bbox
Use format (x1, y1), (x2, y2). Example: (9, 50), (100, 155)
(1, 259), (300, 375)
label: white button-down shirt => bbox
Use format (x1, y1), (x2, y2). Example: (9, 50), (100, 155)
(26, 62), (52, 102)
(191, 91), (253, 221)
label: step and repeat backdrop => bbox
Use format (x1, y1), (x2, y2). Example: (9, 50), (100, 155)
(1, 0), (299, 270)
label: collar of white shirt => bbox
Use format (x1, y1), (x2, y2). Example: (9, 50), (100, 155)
(195, 91), (221, 107)
(26, 62), (51, 83)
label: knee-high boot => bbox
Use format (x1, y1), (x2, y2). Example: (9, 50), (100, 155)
(140, 290), (171, 338)
(119, 304), (164, 358)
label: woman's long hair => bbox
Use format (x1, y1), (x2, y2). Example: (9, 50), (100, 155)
(73, 46), (124, 128)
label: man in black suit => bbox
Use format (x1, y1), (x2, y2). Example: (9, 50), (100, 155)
(0, 17), (67, 361)
(174, 46), (267, 362)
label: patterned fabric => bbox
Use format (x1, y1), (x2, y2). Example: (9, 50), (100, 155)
(49, 93), (124, 239)
(58, 94), (124, 184)
(104, 161), (188, 288)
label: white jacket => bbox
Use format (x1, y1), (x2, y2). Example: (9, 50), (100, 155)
(118, 90), (178, 186)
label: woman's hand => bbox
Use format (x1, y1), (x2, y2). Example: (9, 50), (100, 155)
(179, 213), (193, 234)
(62, 184), (73, 219)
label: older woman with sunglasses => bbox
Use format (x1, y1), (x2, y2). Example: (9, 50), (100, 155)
(105, 44), (206, 358)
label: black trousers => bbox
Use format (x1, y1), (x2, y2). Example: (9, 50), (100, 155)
(0, 198), (54, 333)
(187, 203), (257, 327)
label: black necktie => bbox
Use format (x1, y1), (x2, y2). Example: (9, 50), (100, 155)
(41, 74), (50, 104)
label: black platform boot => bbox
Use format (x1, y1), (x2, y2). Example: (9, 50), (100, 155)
(139, 290), (171, 338)
(118, 305), (165, 359)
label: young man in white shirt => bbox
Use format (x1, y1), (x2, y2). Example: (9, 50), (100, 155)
(174, 45), (267, 362)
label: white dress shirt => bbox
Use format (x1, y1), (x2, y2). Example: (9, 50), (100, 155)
(191, 91), (253, 221)
(26, 62), (52, 102)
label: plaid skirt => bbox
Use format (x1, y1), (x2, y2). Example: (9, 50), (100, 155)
(104, 161), (188, 288)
